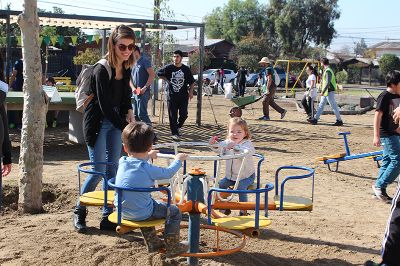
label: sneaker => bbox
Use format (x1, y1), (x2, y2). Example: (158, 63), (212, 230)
(100, 216), (117, 231)
(280, 110), (287, 119)
(333, 120), (343, 126)
(308, 118), (318, 125)
(177, 127), (182, 136)
(172, 135), (180, 141)
(364, 260), (379, 266)
(372, 185), (393, 203)
(258, 116), (270, 121)
(222, 209), (231, 215)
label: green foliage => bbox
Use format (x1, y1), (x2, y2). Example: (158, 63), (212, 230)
(230, 34), (278, 71)
(379, 54), (400, 77)
(347, 67), (362, 84)
(188, 50), (212, 74)
(336, 70), (348, 84)
(204, 0), (267, 43)
(354, 38), (367, 57)
(73, 48), (101, 65)
(268, 0), (340, 57)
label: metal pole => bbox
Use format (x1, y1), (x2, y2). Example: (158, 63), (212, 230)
(186, 172), (205, 266)
(5, 10), (11, 84)
(196, 26), (205, 126)
(101, 29), (107, 56)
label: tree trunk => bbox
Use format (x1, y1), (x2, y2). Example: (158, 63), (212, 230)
(17, 1), (47, 213)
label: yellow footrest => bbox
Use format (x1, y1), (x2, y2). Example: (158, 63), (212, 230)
(79, 190), (114, 206)
(108, 212), (165, 228)
(316, 152), (346, 161)
(274, 195), (313, 211)
(212, 215), (272, 230)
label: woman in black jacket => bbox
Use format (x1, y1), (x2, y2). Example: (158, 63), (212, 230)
(73, 25), (135, 233)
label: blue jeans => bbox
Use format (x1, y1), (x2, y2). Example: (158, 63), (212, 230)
(77, 119), (122, 216)
(132, 91), (152, 126)
(148, 200), (182, 235)
(314, 91), (342, 121)
(375, 135), (400, 189)
(219, 174), (255, 202)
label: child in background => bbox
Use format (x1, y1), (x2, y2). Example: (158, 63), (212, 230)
(209, 117), (255, 215)
(372, 70), (400, 203)
(114, 122), (188, 257)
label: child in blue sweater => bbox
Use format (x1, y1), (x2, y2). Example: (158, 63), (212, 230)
(115, 122), (188, 257)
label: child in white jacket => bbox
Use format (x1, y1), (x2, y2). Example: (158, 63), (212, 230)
(209, 117), (255, 206)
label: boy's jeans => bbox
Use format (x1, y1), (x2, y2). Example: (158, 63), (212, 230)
(77, 119), (122, 216)
(375, 135), (400, 189)
(314, 91), (342, 121)
(149, 200), (182, 235)
(132, 91), (152, 126)
(219, 174), (255, 202)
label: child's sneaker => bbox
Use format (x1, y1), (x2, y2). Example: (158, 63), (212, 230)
(372, 185), (393, 203)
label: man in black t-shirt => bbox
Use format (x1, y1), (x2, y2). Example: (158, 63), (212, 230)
(157, 50), (195, 141)
(236, 66), (248, 97)
(366, 70), (400, 266)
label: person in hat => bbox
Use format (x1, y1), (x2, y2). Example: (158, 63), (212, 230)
(258, 57), (286, 120)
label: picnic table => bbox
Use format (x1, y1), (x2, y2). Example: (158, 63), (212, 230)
(6, 91), (85, 144)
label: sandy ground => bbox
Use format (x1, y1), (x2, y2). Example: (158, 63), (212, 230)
(0, 95), (394, 265)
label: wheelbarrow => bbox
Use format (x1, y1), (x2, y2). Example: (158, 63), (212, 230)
(229, 94), (265, 117)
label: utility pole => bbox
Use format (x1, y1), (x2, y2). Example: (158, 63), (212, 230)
(152, 0), (161, 113)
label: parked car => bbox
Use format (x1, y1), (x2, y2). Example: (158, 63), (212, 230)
(275, 67), (297, 87)
(193, 69), (237, 84)
(246, 73), (259, 87)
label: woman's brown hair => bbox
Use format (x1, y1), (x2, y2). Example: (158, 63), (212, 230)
(107, 25), (135, 69)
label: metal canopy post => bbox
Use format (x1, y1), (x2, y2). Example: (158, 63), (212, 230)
(196, 26), (205, 126)
(101, 29), (107, 56)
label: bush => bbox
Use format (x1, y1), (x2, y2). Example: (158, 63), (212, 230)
(347, 67), (361, 84)
(379, 54), (400, 77)
(73, 48), (101, 65)
(335, 70), (348, 84)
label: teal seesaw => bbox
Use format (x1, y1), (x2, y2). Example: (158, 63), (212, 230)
(316, 132), (383, 172)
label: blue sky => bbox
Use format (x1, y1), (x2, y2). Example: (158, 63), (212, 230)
(5, 0), (400, 51)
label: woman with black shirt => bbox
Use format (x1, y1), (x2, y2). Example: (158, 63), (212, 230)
(73, 25), (135, 233)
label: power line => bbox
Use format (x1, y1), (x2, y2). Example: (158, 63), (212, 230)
(37, 0), (154, 19)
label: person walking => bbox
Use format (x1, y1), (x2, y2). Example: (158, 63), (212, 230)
(8, 51), (23, 129)
(157, 50), (195, 141)
(308, 58), (343, 126)
(301, 65), (317, 119)
(73, 25), (136, 233)
(131, 46), (155, 127)
(258, 57), (286, 121)
(236, 66), (248, 97)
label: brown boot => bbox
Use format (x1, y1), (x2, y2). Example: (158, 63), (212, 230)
(140, 227), (165, 252)
(165, 233), (188, 258)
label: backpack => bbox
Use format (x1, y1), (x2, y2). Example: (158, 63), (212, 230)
(75, 59), (112, 113)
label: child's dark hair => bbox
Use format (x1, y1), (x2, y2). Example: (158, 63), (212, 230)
(46, 76), (56, 85)
(122, 122), (153, 153)
(386, 70), (400, 87)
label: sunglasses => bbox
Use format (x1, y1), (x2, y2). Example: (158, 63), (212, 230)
(117, 43), (135, 51)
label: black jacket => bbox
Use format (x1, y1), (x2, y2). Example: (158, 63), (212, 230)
(0, 91), (11, 164)
(83, 63), (132, 147)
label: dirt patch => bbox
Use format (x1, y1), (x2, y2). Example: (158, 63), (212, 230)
(2, 183), (75, 213)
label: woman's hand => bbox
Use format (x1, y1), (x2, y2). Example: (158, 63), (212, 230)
(126, 109), (135, 123)
(2, 163), (11, 176)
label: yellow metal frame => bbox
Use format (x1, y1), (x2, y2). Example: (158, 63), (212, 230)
(273, 59), (321, 97)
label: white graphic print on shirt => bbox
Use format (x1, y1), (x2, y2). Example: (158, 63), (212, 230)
(171, 70), (185, 92)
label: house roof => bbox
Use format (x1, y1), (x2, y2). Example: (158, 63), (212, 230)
(369, 42), (400, 50)
(166, 38), (234, 54)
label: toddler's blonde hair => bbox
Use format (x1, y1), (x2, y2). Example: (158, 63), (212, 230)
(227, 117), (251, 140)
